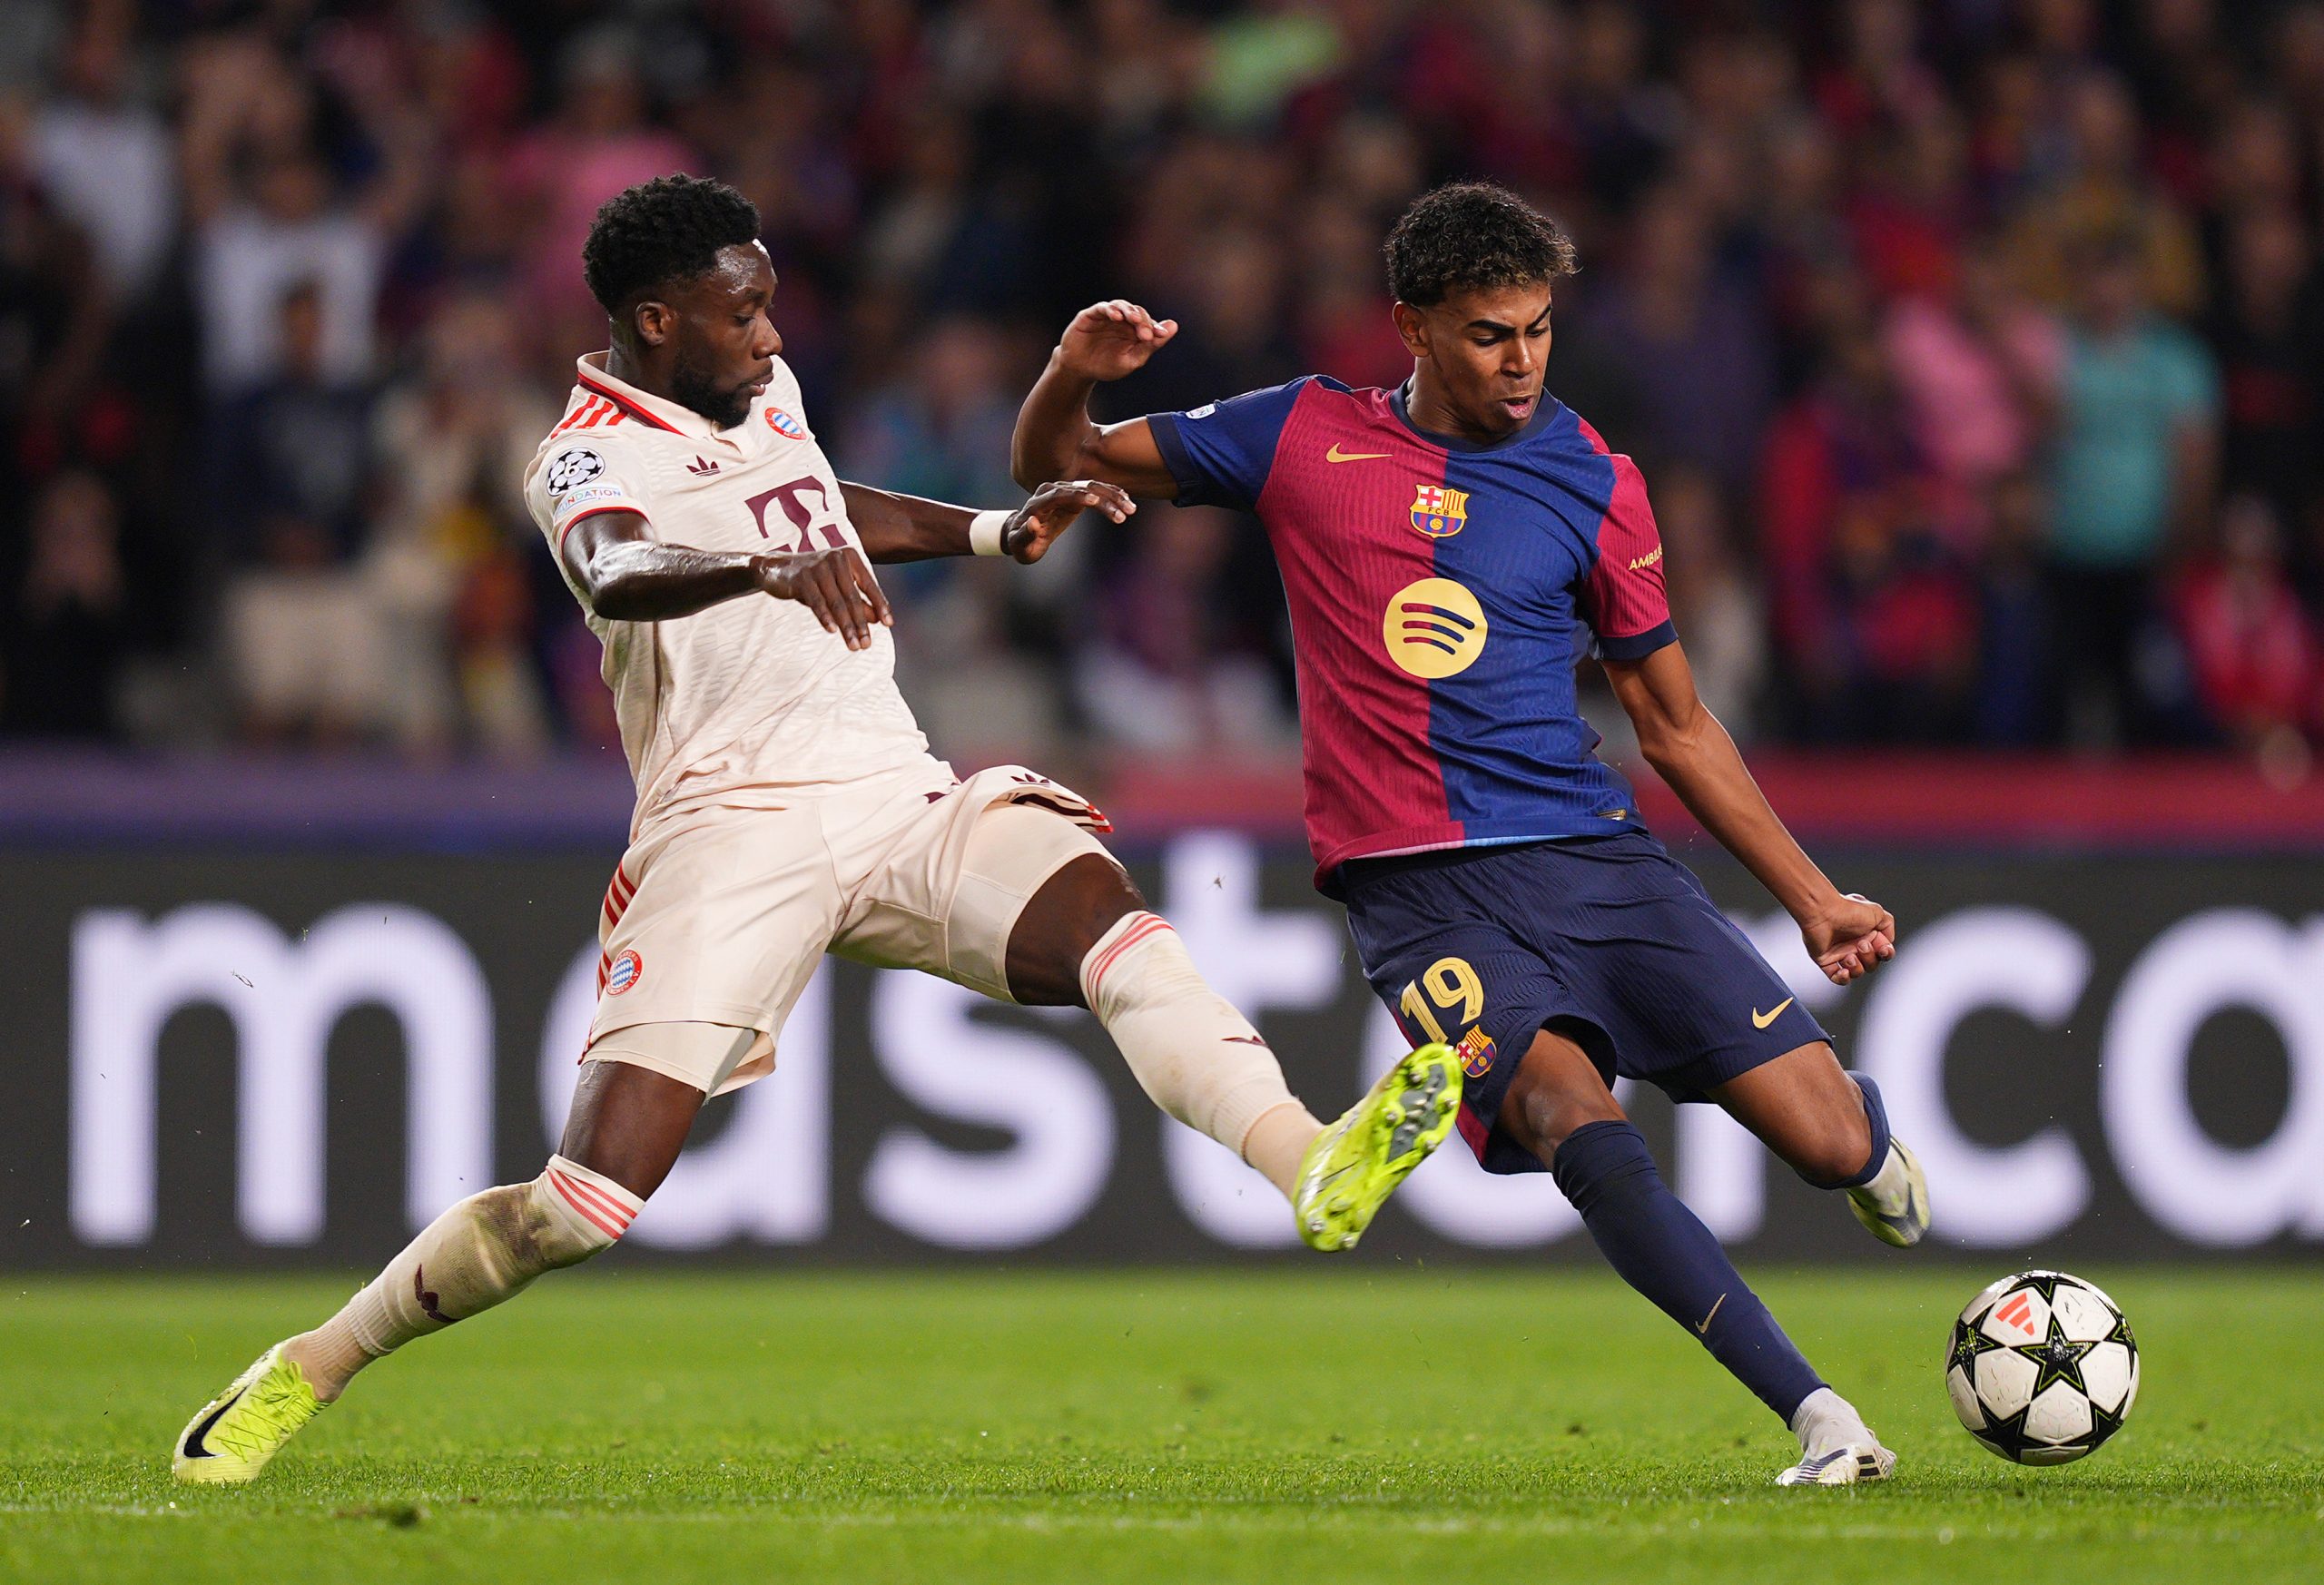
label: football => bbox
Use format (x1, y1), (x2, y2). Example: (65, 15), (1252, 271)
(1945, 1270), (2140, 1465)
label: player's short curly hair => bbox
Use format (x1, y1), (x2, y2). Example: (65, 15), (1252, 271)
(582, 173), (762, 316)
(1384, 182), (1578, 308)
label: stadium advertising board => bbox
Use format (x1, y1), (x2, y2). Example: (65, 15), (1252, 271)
(4, 837), (2319, 1267)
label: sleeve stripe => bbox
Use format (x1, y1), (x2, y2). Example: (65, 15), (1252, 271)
(576, 372), (686, 434)
(552, 397), (611, 436)
(554, 502), (646, 551)
(1595, 620), (1678, 661)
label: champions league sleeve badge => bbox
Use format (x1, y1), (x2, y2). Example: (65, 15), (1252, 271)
(547, 448), (607, 496)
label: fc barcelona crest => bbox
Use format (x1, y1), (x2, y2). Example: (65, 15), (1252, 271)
(1409, 484), (1470, 538)
(1455, 1026), (1498, 1078)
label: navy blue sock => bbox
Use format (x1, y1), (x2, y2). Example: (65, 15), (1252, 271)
(1822, 1073), (1894, 1190)
(1551, 1119), (1826, 1423)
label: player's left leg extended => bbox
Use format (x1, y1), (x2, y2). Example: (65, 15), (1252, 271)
(1709, 1044), (1928, 1249)
(174, 1056), (706, 1483)
(1500, 1032), (1894, 1487)
(1003, 845), (1457, 1250)
(831, 777), (1456, 1249)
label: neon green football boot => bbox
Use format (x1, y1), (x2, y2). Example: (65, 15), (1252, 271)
(1294, 1043), (1462, 1251)
(172, 1343), (326, 1484)
(1846, 1138), (1930, 1248)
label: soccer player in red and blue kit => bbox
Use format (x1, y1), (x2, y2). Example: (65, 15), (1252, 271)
(1013, 182), (1931, 1485)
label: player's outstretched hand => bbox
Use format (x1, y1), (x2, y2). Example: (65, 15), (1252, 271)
(1057, 300), (1178, 382)
(1005, 480), (1135, 563)
(753, 547), (892, 650)
(1801, 892), (1897, 986)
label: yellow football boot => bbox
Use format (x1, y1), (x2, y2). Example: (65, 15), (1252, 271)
(172, 1343), (326, 1484)
(1294, 1043), (1462, 1251)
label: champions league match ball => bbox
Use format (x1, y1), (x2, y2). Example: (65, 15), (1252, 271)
(1945, 1270), (2140, 1466)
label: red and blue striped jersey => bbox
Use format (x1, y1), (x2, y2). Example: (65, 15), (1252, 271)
(1149, 376), (1676, 889)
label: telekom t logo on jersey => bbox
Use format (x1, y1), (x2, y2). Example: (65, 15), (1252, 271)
(747, 477), (847, 552)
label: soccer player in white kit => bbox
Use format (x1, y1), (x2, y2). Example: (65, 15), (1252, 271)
(172, 175), (1464, 1484)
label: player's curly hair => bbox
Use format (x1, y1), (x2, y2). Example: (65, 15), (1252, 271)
(1384, 182), (1578, 308)
(582, 173), (763, 316)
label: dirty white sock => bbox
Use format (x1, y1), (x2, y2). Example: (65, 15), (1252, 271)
(282, 1157), (640, 1400)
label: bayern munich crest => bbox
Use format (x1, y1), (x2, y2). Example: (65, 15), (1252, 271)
(765, 407), (808, 439)
(606, 949), (644, 996)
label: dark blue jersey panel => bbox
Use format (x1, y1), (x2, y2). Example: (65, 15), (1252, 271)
(1151, 375), (1679, 879)
(1147, 377), (1322, 510)
(1411, 398), (1645, 836)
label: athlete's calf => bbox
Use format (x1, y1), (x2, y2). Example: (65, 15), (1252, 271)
(1005, 849), (1322, 1194)
(283, 1158), (640, 1399)
(1501, 1029), (1894, 1484)
(283, 1058), (700, 1401)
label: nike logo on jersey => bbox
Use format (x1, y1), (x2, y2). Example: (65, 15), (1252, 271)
(1325, 444), (1390, 462)
(1695, 1293), (1727, 1334)
(1752, 998), (1795, 1030)
(685, 457), (721, 476)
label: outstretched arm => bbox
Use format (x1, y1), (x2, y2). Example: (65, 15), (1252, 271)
(562, 480), (1137, 643)
(839, 479), (1135, 565)
(1012, 300), (1184, 497)
(562, 509), (891, 649)
(1602, 642), (1896, 986)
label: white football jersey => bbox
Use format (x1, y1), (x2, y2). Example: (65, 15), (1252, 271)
(523, 354), (929, 833)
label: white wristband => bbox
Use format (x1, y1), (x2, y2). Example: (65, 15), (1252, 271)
(969, 509), (1012, 557)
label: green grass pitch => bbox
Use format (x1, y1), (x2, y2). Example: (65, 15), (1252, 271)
(4, 1268), (2319, 1582)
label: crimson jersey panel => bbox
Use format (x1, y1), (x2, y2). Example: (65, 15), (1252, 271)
(1151, 377), (1675, 889)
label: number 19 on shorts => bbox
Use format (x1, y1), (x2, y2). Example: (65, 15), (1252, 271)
(1399, 957), (1497, 1078)
(1400, 956), (1484, 1042)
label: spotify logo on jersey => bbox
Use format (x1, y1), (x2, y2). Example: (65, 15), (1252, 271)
(1384, 577), (1488, 678)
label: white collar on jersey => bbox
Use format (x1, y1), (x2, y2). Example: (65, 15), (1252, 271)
(573, 352), (733, 440)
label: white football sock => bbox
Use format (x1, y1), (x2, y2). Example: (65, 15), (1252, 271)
(1851, 1146), (1913, 1215)
(283, 1157), (641, 1400)
(1240, 1105), (1324, 1197)
(1789, 1386), (1876, 1456)
(1080, 911), (1323, 1196)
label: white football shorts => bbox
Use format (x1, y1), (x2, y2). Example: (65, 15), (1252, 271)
(581, 759), (1117, 1096)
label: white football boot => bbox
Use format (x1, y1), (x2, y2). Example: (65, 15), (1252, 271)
(1776, 1387), (1897, 1487)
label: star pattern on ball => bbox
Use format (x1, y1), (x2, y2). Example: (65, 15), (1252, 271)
(1948, 1272), (2138, 1467)
(2024, 1314), (2097, 1398)
(1951, 1319), (2004, 1376)
(2087, 1393), (2126, 1441)
(2018, 1271), (2073, 1306)
(1971, 1400), (2036, 1462)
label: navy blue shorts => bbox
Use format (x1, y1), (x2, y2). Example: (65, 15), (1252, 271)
(1340, 832), (1829, 1176)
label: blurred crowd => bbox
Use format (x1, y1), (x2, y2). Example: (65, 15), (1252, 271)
(5, 0), (2324, 771)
